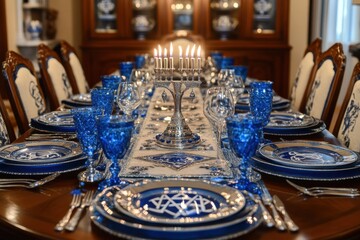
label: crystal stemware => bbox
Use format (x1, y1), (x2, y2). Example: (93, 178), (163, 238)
(249, 81), (273, 144)
(71, 107), (105, 183)
(203, 87), (235, 160)
(217, 68), (245, 103)
(116, 81), (141, 117)
(90, 87), (114, 115)
(226, 114), (261, 190)
(97, 115), (134, 189)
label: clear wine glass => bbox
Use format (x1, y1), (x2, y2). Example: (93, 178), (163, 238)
(218, 68), (245, 103)
(203, 87), (235, 160)
(249, 81), (273, 144)
(116, 81), (141, 117)
(71, 107), (105, 183)
(97, 115), (134, 190)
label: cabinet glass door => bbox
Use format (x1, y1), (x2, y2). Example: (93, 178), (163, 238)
(95, 0), (117, 33)
(252, 0), (276, 34)
(132, 0), (157, 40)
(171, 0), (194, 31)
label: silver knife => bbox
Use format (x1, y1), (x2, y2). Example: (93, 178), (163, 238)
(273, 195), (299, 232)
(28, 172), (61, 188)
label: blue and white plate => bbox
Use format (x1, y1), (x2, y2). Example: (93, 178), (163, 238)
(90, 180), (262, 239)
(264, 119), (325, 136)
(259, 141), (358, 168)
(236, 97), (290, 112)
(0, 140), (83, 164)
(265, 112), (315, 129)
(237, 94), (282, 105)
(71, 93), (91, 103)
(30, 111), (76, 133)
(251, 155), (360, 181)
(113, 180), (246, 225)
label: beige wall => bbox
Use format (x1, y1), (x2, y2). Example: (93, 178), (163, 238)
(6, 0), (309, 94)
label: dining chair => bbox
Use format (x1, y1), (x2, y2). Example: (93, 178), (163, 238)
(2, 51), (47, 134)
(332, 62), (360, 152)
(302, 43), (346, 128)
(0, 94), (16, 145)
(54, 40), (89, 94)
(38, 43), (73, 110)
(290, 38), (322, 111)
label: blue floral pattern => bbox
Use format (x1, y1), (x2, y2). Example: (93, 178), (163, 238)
(341, 93), (360, 148)
(305, 77), (320, 114)
(62, 73), (72, 99)
(29, 81), (46, 115)
(0, 114), (10, 146)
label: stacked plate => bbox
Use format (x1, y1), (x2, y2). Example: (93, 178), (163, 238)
(61, 93), (92, 108)
(0, 140), (86, 175)
(251, 141), (360, 181)
(235, 94), (290, 112)
(90, 179), (262, 239)
(30, 110), (75, 133)
(264, 112), (326, 136)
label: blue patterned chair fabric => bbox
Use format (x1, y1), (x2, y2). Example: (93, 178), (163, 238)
(333, 62), (360, 152)
(2, 51), (47, 134)
(303, 43), (346, 128)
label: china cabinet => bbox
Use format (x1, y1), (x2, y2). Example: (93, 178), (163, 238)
(81, 0), (290, 97)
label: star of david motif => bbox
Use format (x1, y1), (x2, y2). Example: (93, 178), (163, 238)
(137, 152), (215, 170)
(145, 192), (218, 218)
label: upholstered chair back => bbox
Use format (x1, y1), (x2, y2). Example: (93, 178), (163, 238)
(2, 51), (47, 134)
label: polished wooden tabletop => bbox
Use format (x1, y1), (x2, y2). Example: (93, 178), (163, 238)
(0, 130), (360, 240)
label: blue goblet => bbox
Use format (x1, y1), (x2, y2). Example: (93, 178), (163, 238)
(97, 115), (134, 189)
(135, 55), (146, 69)
(101, 75), (122, 92)
(249, 81), (273, 144)
(119, 61), (134, 81)
(90, 87), (114, 115)
(72, 107), (105, 183)
(226, 114), (261, 190)
(231, 65), (248, 85)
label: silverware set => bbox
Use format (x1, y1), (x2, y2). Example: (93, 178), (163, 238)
(257, 180), (299, 232)
(287, 180), (360, 197)
(25, 133), (77, 141)
(55, 190), (94, 232)
(0, 172), (60, 189)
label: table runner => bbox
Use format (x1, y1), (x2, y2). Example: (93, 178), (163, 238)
(120, 87), (233, 178)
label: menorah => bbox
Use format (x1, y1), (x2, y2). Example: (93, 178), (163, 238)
(153, 43), (202, 149)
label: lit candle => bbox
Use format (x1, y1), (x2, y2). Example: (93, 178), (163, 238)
(158, 45), (162, 69)
(154, 48), (158, 69)
(164, 48), (168, 69)
(190, 44), (196, 69)
(179, 46), (183, 70)
(197, 45), (201, 70)
(185, 45), (190, 70)
(169, 42), (174, 69)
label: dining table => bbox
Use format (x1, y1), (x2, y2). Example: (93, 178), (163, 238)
(0, 85), (360, 240)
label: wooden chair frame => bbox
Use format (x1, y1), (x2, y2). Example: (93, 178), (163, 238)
(301, 43), (346, 127)
(332, 62), (360, 137)
(37, 43), (67, 110)
(294, 38), (322, 112)
(2, 51), (47, 134)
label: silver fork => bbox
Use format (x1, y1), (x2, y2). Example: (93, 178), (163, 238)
(54, 194), (82, 231)
(65, 190), (94, 231)
(0, 172), (60, 189)
(287, 180), (360, 197)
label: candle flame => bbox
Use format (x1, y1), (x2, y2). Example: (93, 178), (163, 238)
(154, 48), (157, 57)
(191, 44), (196, 57)
(197, 45), (201, 57)
(179, 46), (182, 57)
(164, 48), (167, 57)
(186, 45), (190, 57)
(158, 44), (162, 57)
(170, 42), (173, 57)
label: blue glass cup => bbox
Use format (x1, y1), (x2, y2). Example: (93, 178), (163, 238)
(90, 87), (114, 115)
(119, 61), (134, 81)
(135, 55), (146, 69)
(220, 57), (234, 69)
(101, 75), (122, 92)
(226, 114), (261, 190)
(249, 81), (273, 143)
(97, 115), (134, 189)
(72, 107), (105, 183)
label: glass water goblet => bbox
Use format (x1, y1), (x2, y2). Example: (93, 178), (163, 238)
(249, 81), (273, 144)
(203, 87), (235, 160)
(119, 61), (134, 81)
(72, 107), (105, 183)
(97, 115), (135, 190)
(218, 68), (245, 103)
(116, 81), (141, 117)
(90, 87), (114, 115)
(226, 114), (261, 190)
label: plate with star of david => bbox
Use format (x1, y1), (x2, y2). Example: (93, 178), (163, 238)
(113, 180), (246, 225)
(0, 140), (83, 164)
(90, 181), (262, 239)
(259, 141), (358, 169)
(30, 110), (76, 133)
